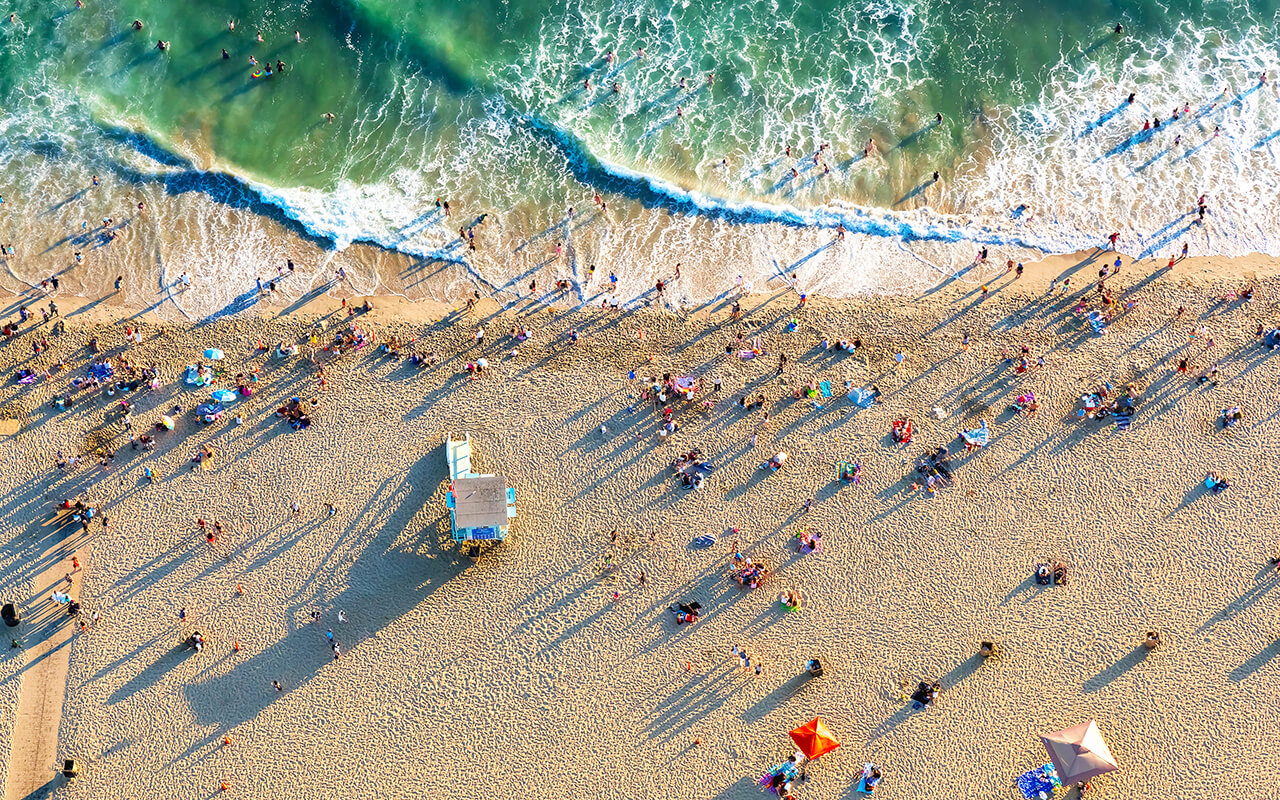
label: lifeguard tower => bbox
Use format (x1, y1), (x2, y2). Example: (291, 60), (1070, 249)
(444, 433), (516, 542)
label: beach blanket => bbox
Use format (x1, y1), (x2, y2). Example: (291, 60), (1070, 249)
(1265, 329), (1280, 348)
(848, 388), (876, 408)
(184, 365), (210, 386)
(88, 363), (113, 380)
(819, 380), (832, 398)
(1016, 764), (1061, 799)
(1087, 310), (1107, 333)
(691, 534), (717, 548)
(195, 402), (224, 419)
(837, 461), (861, 483)
(1114, 412), (1133, 433)
(961, 420), (990, 447)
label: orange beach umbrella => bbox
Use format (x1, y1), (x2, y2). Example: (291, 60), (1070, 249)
(789, 717), (841, 760)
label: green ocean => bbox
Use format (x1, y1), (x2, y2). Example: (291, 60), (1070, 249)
(0, 0), (1277, 313)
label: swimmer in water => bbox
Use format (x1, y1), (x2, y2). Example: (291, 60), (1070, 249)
(679, 76), (687, 89)
(295, 30), (301, 43)
(132, 19), (143, 30)
(612, 82), (620, 94)
(675, 105), (683, 118)
(1126, 92), (1135, 104)
(276, 60), (285, 73)
(156, 40), (168, 51)
(932, 170), (940, 182)
(256, 30), (264, 42)
(1114, 23), (1123, 34)
(324, 112), (334, 123)
(935, 112), (943, 123)
(637, 47), (645, 59)
(584, 78), (590, 90)
(248, 55), (257, 65)
(221, 49), (230, 59)
(605, 50), (613, 64)
(228, 20), (235, 31)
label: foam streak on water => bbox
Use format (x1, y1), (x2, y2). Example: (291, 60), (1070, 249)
(0, 0), (1278, 317)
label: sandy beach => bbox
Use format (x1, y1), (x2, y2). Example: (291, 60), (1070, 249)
(2, 249), (1280, 799)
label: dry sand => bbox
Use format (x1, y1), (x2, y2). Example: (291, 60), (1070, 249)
(2, 250), (1280, 799)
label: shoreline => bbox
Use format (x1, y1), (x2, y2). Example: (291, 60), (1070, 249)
(9, 246), (1278, 329)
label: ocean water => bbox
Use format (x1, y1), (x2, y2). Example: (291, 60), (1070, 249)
(0, 0), (1278, 315)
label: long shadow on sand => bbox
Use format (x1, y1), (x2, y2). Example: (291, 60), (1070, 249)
(181, 450), (465, 730)
(1083, 644), (1150, 693)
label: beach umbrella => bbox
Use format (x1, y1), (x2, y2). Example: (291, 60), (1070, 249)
(160, 415), (175, 430)
(789, 717), (840, 761)
(204, 348), (224, 360)
(1040, 720), (1118, 785)
(211, 389), (237, 404)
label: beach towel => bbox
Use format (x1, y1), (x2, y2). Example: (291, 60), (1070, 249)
(1015, 765), (1061, 799)
(691, 534), (717, 548)
(848, 388), (876, 408)
(961, 420), (990, 447)
(1087, 310), (1107, 333)
(819, 380), (832, 398)
(1114, 413), (1132, 432)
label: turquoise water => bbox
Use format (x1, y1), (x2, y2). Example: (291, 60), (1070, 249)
(1, 0), (1279, 310)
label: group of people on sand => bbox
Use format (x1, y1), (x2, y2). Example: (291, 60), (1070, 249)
(731, 551), (769, 589)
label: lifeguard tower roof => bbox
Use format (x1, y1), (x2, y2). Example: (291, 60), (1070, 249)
(451, 474), (511, 531)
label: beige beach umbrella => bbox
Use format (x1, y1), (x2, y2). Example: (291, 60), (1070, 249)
(1040, 720), (1118, 785)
